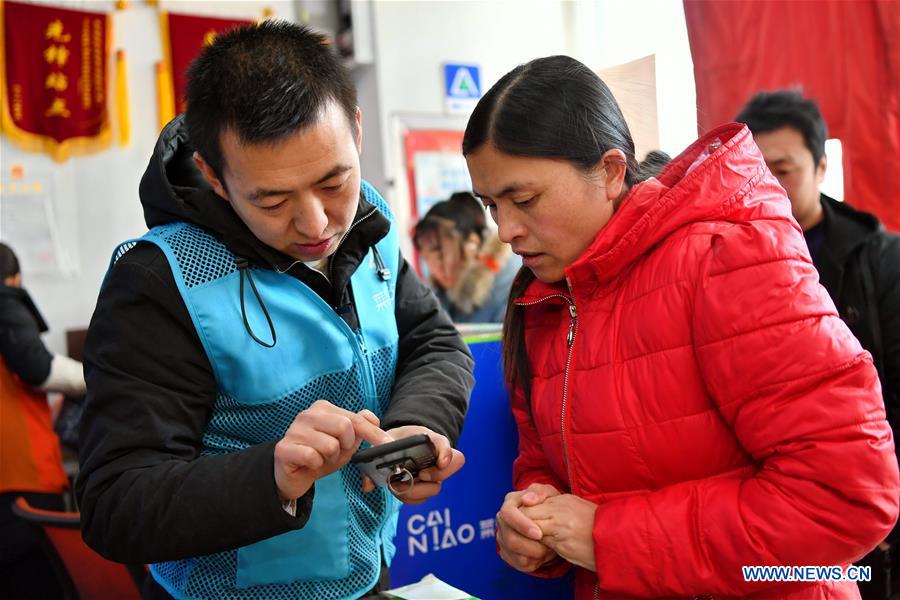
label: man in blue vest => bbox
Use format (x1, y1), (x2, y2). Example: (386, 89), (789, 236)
(75, 21), (474, 599)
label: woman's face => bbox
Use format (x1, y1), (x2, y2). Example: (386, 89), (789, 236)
(418, 223), (464, 289)
(466, 143), (617, 283)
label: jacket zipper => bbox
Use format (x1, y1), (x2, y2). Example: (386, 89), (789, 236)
(354, 328), (377, 407)
(515, 288), (578, 489)
(270, 206), (381, 399)
(328, 206), (378, 283)
(335, 206), (380, 405)
(561, 279), (591, 596)
(562, 278), (578, 491)
(519, 287), (591, 591)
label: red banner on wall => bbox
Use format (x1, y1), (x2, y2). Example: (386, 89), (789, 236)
(0, 0), (112, 161)
(160, 12), (253, 117)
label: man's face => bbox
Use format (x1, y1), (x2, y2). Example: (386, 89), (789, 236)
(752, 126), (826, 231)
(196, 102), (362, 262)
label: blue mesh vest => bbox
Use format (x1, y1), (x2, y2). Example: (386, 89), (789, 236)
(110, 182), (402, 600)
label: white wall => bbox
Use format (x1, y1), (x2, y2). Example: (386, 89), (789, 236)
(590, 0), (697, 157)
(366, 0), (698, 254)
(355, 62), (389, 194)
(368, 0), (570, 256)
(822, 138), (844, 202)
(0, 0), (295, 354)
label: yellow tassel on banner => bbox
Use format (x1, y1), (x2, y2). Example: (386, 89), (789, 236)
(115, 0), (128, 10)
(262, 7), (274, 19)
(115, 49), (130, 146)
(155, 61), (175, 131)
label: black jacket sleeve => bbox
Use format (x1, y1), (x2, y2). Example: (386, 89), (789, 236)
(0, 292), (52, 386)
(76, 243), (313, 564)
(877, 233), (900, 424)
(381, 254), (475, 446)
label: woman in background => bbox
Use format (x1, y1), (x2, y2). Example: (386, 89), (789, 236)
(0, 242), (85, 599)
(413, 192), (518, 323)
(463, 56), (899, 598)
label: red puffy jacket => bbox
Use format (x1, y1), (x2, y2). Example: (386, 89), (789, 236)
(511, 123), (899, 598)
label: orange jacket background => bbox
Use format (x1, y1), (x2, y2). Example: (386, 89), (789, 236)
(0, 356), (68, 495)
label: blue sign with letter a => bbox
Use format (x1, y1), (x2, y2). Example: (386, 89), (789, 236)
(443, 63), (481, 115)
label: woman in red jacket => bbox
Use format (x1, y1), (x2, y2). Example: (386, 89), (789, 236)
(463, 55), (899, 599)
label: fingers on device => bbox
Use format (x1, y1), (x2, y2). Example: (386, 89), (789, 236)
(351, 433), (437, 496)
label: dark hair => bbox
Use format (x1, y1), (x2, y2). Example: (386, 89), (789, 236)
(735, 90), (828, 166)
(412, 192), (487, 250)
(461, 55), (639, 405)
(636, 150), (672, 180)
(184, 20), (358, 182)
(0, 242), (20, 280)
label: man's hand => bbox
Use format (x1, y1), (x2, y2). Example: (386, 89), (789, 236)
(274, 400), (392, 501)
(522, 493), (598, 571)
(361, 425), (465, 504)
(496, 483), (561, 573)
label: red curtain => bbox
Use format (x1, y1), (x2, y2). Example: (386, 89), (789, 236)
(684, 0), (900, 231)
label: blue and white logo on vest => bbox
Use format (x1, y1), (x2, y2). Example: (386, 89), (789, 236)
(369, 253), (393, 312)
(443, 63), (481, 115)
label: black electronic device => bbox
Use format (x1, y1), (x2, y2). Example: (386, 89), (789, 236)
(351, 433), (437, 495)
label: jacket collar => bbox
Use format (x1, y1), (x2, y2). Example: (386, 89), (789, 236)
(0, 285), (48, 332)
(819, 193), (880, 261)
(813, 193), (880, 295)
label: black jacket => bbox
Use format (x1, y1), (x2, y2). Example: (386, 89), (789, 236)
(814, 194), (900, 432)
(75, 116), (474, 564)
(0, 285), (52, 386)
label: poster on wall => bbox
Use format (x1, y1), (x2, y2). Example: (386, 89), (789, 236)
(403, 130), (470, 222)
(0, 0), (112, 161)
(402, 129), (472, 276)
(0, 168), (65, 275)
(159, 12), (254, 118)
(412, 152), (471, 217)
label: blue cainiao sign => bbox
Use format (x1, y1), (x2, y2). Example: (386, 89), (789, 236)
(390, 338), (573, 599)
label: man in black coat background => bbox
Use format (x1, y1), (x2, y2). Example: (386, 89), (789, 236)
(738, 90), (900, 600)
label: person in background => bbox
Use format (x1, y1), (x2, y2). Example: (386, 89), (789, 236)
(413, 192), (519, 323)
(737, 89), (900, 600)
(76, 21), (473, 600)
(463, 55), (899, 599)
(635, 149), (671, 180)
(0, 241), (85, 600)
